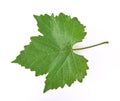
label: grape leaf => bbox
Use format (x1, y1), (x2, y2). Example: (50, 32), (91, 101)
(12, 13), (89, 92)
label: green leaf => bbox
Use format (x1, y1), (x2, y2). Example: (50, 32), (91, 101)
(12, 13), (88, 93)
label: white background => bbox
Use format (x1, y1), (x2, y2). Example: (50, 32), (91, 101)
(0, 0), (120, 101)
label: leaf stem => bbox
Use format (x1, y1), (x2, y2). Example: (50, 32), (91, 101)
(72, 41), (109, 51)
